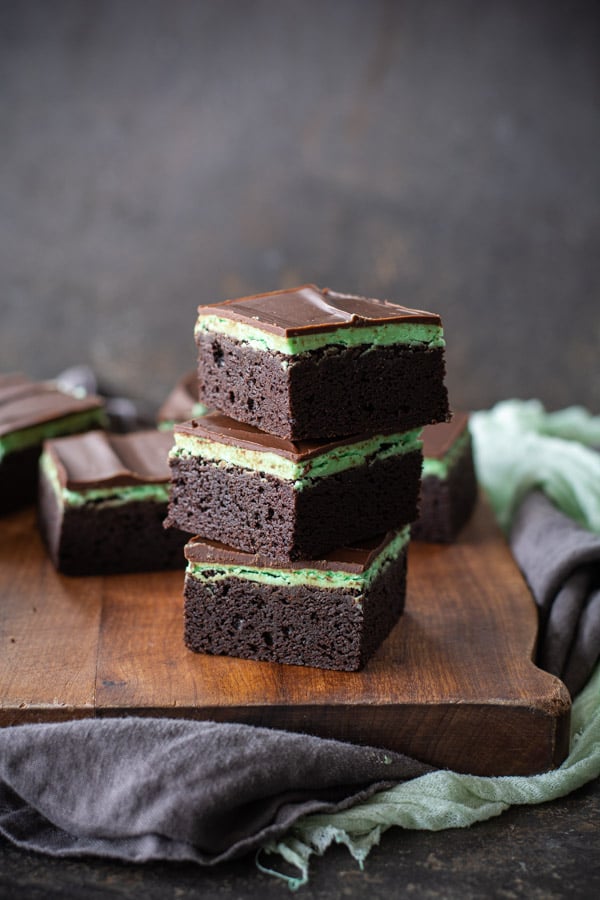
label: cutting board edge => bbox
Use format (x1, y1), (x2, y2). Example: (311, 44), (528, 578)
(0, 706), (95, 727)
(91, 696), (572, 777)
(93, 662), (573, 718)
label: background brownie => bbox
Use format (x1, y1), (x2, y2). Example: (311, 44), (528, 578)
(195, 284), (450, 440)
(165, 413), (423, 560)
(411, 412), (478, 543)
(0, 373), (106, 515)
(39, 429), (187, 575)
(156, 370), (210, 429)
(183, 528), (409, 671)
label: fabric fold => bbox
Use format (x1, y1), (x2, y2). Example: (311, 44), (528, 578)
(0, 718), (431, 865)
(470, 400), (600, 534)
(510, 490), (600, 695)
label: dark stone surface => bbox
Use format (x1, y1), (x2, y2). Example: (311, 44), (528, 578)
(1, 0), (599, 414)
(0, 777), (597, 898)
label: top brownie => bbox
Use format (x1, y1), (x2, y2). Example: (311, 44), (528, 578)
(195, 284), (450, 440)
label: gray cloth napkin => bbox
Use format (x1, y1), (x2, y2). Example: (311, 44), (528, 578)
(510, 490), (600, 696)
(0, 718), (431, 865)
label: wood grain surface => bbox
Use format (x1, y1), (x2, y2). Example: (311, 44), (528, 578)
(0, 496), (571, 776)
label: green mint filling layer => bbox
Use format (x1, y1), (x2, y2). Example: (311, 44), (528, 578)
(195, 315), (445, 355)
(0, 408), (107, 463)
(40, 451), (169, 508)
(171, 428), (422, 489)
(187, 526), (410, 593)
(422, 430), (471, 480)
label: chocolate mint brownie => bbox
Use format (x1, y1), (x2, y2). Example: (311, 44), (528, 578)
(0, 373), (106, 515)
(195, 284), (450, 439)
(157, 370), (209, 429)
(183, 527), (409, 671)
(39, 429), (187, 575)
(165, 412), (423, 560)
(411, 412), (478, 543)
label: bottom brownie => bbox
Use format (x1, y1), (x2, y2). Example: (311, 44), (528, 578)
(183, 529), (409, 671)
(411, 414), (478, 542)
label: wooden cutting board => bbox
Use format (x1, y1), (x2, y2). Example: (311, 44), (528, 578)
(0, 496), (570, 776)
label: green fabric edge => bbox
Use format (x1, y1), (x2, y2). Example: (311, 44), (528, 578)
(469, 400), (600, 534)
(257, 399), (600, 889)
(259, 661), (600, 890)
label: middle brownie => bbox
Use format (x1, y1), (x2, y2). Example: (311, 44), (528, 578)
(165, 412), (423, 561)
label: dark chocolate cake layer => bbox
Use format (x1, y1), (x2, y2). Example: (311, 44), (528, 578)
(39, 475), (186, 575)
(196, 334), (449, 441)
(183, 530), (408, 671)
(166, 449), (423, 561)
(0, 446), (41, 514)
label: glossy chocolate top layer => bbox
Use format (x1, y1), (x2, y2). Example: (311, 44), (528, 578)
(184, 531), (396, 573)
(422, 412), (470, 459)
(0, 373), (104, 438)
(45, 429), (175, 490)
(197, 284), (440, 336)
(175, 412), (405, 462)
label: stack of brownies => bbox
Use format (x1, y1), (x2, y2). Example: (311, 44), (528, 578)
(165, 284), (450, 671)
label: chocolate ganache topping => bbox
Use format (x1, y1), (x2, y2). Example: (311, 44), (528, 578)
(45, 429), (175, 490)
(174, 411), (411, 462)
(196, 284), (441, 336)
(184, 531), (400, 574)
(0, 374), (104, 438)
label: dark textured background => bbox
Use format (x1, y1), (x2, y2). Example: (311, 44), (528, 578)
(1, 0), (599, 414)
